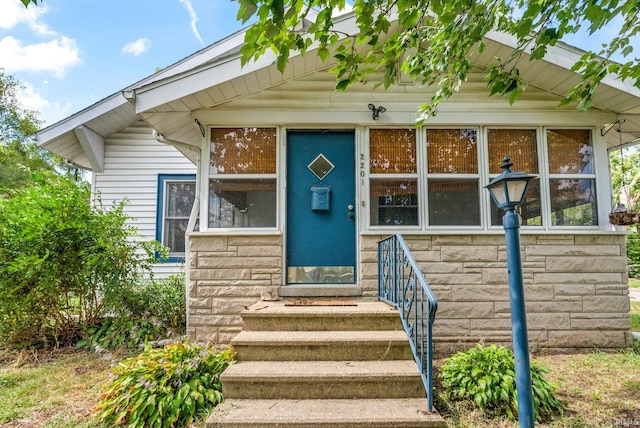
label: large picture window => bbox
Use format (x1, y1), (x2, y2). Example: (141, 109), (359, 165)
(157, 174), (196, 261)
(369, 129), (418, 226)
(209, 128), (277, 228)
(546, 129), (597, 226)
(426, 129), (480, 226)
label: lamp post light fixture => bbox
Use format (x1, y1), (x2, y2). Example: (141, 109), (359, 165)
(485, 155), (538, 428)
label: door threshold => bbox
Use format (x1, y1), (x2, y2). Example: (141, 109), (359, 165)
(279, 284), (362, 297)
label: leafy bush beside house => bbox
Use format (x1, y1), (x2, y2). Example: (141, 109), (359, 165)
(0, 175), (165, 348)
(79, 274), (187, 351)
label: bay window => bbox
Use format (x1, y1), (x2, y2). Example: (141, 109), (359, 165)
(209, 128), (277, 228)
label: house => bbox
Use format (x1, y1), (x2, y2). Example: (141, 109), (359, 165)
(36, 11), (640, 351)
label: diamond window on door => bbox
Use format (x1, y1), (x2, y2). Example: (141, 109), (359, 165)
(308, 154), (334, 181)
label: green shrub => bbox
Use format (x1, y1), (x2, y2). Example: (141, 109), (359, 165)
(439, 344), (564, 422)
(0, 175), (165, 348)
(95, 342), (235, 427)
(78, 274), (186, 350)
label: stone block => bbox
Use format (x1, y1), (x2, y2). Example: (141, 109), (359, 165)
(194, 326), (218, 343)
(535, 235), (575, 244)
(433, 319), (470, 336)
(451, 284), (510, 302)
(574, 235), (625, 245)
(360, 250), (378, 263)
(424, 273), (483, 286)
(251, 273), (272, 281)
(471, 235), (504, 246)
(190, 236), (227, 251)
(469, 318), (512, 330)
(197, 285), (266, 297)
(546, 256), (627, 273)
(228, 235), (281, 246)
(554, 283), (596, 296)
(237, 245), (282, 257)
(582, 295), (630, 313)
(482, 268), (509, 285)
(190, 297), (211, 309)
(526, 245), (621, 257)
(189, 314), (243, 327)
(191, 269), (252, 281)
(523, 284), (555, 301)
(410, 251), (442, 262)
(433, 235), (472, 245)
(252, 268), (281, 274)
(526, 313), (571, 330)
(437, 301), (494, 318)
(534, 273), (623, 284)
(548, 330), (627, 348)
(570, 317), (631, 330)
(495, 300), (582, 314)
(360, 236), (385, 251)
(403, 237), (433, 251)
(211, 297), (260, 314)
(419, 262), (464, 274)
(197, 256), (282, 269)
(441, 246), (497, 262)
(271, 274), (282, 285)
(595, 283), (628, 293)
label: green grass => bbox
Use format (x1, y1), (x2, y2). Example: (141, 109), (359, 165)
(628, 278), (640, 288)
(631, 301), (640, 331)
(0, 349), (112, 428)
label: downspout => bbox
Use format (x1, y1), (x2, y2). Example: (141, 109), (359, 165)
(152, 130), (201, 337)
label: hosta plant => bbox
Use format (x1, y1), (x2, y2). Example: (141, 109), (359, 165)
(439, 344), (564, 422)
(95, 342), (235, 427)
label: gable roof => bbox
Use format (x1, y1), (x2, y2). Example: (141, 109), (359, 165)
(36, 12), (640, 171)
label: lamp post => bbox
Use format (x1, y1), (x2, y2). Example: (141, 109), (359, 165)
(485, 155), (538, 428)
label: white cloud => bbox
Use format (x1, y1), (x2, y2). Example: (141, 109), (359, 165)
(0, 0), (54, 35)
(179, 0), (204, 46)
(122, 37), (151, 56)
(16, 81), (49, 113)
(0, 36), (80, 77)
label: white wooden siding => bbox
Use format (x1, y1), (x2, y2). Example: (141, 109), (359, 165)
(92, 121), (197, 277)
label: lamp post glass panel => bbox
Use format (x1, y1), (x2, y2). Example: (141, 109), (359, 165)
(485, 155), (538, 427)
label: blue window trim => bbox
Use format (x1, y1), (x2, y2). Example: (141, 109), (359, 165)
(156, 174), (197, 263)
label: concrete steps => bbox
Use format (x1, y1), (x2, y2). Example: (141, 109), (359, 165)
(208, 300), (445, 427)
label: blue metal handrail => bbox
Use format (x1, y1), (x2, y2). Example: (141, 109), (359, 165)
(378, 234), (438, 411)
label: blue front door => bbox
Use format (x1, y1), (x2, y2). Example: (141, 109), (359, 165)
(286, 130), (356, 284)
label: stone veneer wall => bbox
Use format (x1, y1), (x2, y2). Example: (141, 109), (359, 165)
(188, 234), (282, 343)
(361, 234), (632, 351)
(188, 232), (632, 350)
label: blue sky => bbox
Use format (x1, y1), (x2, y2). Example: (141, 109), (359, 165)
(0, 0), (633, 128)
(0, 0), (247, 126)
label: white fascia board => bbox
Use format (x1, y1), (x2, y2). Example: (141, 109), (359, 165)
(74, 125), (105, 173)
(128, 30), (249, 91)
(36, 93), (127, 147)
(133, 52), (276, 114)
